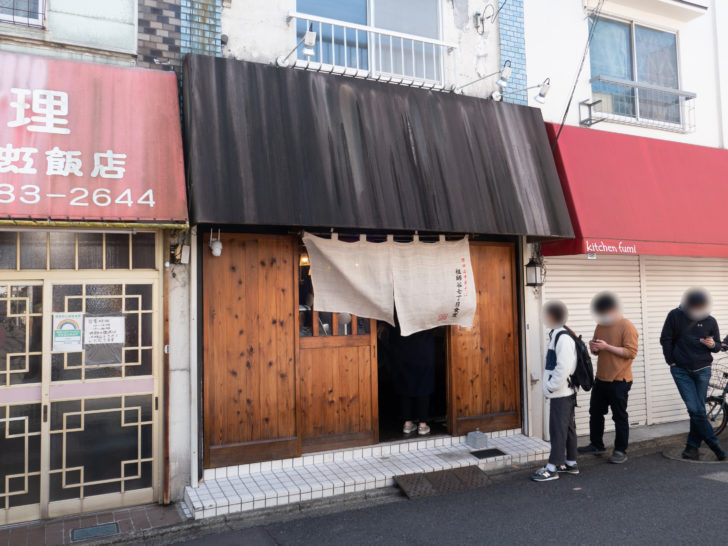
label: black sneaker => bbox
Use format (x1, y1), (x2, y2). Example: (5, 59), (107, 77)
(557, 463), (580, 475)
(608, 450), (628, 464)
(682, 445), (700, 460)
(531, 467), (559, 482)
(706, 441), (727, 461)
(577, 444), (607, 455)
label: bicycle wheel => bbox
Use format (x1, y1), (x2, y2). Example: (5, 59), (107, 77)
(706, 398), (727, 436)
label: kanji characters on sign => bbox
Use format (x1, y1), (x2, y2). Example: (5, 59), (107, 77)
(5, 87), (129, 181)
(0, 143), (38, 174)
(91, 150), (127, 179)
(45, 147), (83, 176)
(8, 88), (71, 135)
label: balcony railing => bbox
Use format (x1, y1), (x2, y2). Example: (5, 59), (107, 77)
(287, 11), (457, 89)
(580, 75), (696, 133)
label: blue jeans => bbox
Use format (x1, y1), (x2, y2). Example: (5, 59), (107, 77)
(670, 365), (718, 448)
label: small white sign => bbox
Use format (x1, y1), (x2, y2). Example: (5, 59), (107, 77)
(52, 313), (83, 352)
(84, 316), (125, 345)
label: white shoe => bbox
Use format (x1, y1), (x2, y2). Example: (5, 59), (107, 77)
(403, 422), (417, 434)
(417, 423), (431, 436)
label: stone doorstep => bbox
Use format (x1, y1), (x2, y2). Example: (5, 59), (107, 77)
(184, 431), (550, 521)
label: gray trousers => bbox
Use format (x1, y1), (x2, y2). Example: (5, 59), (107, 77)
(548, 395), (578, 466)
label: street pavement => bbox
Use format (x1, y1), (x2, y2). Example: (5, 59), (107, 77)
(174, 451), (728, 545)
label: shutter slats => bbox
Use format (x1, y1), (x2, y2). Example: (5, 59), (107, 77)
(544, 255), (647, 435)
(643, 256), (728, 424)
(544, 254), (728, 430)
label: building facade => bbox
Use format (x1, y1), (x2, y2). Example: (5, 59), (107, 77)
(0, 0), (216, 524)
(522, 0), (728, 437)
(180, 0), (567, 501)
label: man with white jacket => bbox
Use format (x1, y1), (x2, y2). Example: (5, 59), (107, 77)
(532, 301), (579, 482)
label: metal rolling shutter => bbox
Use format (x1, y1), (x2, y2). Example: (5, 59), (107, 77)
(642, 257), (728, 424)
(543, 255), (648, 435)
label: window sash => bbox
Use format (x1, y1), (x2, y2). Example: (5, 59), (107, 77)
(0, 0), (44, 26)
(589, 16), (681, 125)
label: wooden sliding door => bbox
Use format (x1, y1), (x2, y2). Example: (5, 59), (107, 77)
(447, 241), (521, 435)
(202, 234), (298, 467)
(298, 315), (378, 452)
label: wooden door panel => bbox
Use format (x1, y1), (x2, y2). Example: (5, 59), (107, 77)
(203, 234), (298, 467)
(298, 322), (378, 452)
(448, 242), (521, 435)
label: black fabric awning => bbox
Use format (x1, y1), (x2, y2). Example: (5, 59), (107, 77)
(183, 54), (573, 238)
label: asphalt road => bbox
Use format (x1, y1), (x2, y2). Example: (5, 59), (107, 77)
(175, 453), (728, 546)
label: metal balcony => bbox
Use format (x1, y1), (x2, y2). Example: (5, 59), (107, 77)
(580, 75), (696, 133)
(286, 11), (457, 89)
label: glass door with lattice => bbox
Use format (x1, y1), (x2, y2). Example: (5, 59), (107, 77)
(0, 231), (161, 525)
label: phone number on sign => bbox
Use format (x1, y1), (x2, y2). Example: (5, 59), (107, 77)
(0, 183), (155, 207)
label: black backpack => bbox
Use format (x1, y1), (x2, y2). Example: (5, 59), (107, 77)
(555, 329), (594, 392)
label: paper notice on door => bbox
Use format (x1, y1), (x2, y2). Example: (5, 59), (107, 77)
(52, 313), (84, 352)
(84, 316), (125, 345)
(84, 315), (125, 365)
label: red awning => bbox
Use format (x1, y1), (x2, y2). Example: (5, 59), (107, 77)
(0, 52), (187, 224)
(541, 123), (728, 258)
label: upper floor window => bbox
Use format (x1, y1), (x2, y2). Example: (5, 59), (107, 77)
(0, 0), (44, 27)
(294, 0), (444, 85)
(587, 16), (694, 131)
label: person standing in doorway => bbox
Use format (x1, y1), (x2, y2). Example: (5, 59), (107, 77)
(578, 292), (638, 464)
(532, 300), (579, 482)
(392, 323), (435, 436)
(660, 288), (726, 461)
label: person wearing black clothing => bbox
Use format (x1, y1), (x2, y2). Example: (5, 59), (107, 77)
(391, 325), (435, 436)
(660, 288), (726, 461)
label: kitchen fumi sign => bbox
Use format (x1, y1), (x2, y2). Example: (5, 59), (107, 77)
(0, 51), (187, 222)
(585, 240), (638, 255)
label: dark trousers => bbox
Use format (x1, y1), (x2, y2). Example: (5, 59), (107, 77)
(401, 395), (429, 423)
(670, 366), (718, 448)
(548, 395), (577, 466)
(589, 379), (632, 453)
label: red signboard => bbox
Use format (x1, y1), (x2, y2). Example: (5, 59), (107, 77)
(0, 52), (187, 223)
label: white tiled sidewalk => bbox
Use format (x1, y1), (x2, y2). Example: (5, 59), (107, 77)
(183, 430), (550, 520)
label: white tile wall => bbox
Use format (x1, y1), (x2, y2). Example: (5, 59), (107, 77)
(185, 431), (549, 520)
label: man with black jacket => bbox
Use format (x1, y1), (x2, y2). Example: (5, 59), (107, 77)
(660, 288), (726, 461)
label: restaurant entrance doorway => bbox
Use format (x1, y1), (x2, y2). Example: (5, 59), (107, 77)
(377, 324), (448, 442)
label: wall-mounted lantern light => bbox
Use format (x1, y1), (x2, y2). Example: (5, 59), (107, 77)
(525, 257), (544, 287)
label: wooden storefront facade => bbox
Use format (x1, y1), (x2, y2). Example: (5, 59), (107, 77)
(182, 55), (573, 470)
(201, 233), (522, 468)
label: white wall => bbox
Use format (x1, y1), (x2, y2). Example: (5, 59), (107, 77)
(168, 259), (192, 500)
(523, 242), (545, 439)
(0, 0), (137, 65)
(222, 0), (504, 100)
(523, 0), (725, 148)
